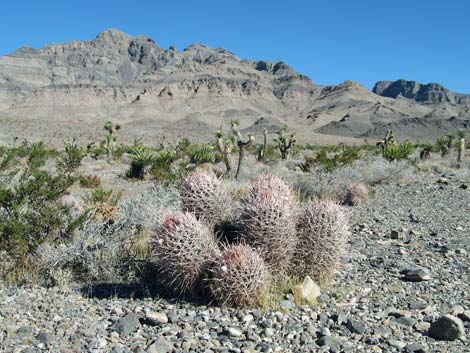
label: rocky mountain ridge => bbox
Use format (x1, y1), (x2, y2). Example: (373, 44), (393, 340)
(0, 29), (469, 145)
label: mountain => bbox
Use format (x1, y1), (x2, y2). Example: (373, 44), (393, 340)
(0, 29), (469, 145)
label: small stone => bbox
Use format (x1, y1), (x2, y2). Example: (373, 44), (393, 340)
(242, 314), (254, 324)
(405, 343), (427, 353)
(388, 339), (406, 349)
(264, 328), (274, 337)
(390, 230), (401, 239)
(114, 313), (141, 336)
(227, 327), (244, 337)
(347, 319), (367, 334)
(279, 299), (296, 311)
(460, 183), (468, 189)
(317, 336), (341, 348)
(401, 267), (431, 282)
(145, 311), (168, 325)
(428, 315), (465, 341)
(396, 317), (416, 327)
(292, 276), (321, 305)
(415, 322), (431, 331)
(146, 339), (173, 353)
(319, 327), (331, 337)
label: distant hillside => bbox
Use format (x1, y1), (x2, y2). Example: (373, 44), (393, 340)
(0, 29), (469, 145)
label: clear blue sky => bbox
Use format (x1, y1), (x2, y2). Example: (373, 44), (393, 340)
(1, 0), (469, 92)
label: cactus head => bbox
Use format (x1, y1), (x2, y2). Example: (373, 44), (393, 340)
(207, 244), (270, 308)
(239, 174), (298, 274)
(345, 182), (369, 206)
(153, 211), (220, 295)
(293, 199), (349, 287)
(180, 170), (234, 226)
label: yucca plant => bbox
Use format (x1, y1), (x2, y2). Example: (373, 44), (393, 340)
(186, 143), (215, 165)
(383, 141), (415, 161)
(102, 121), (121, 158)
(127, 144), (156, 179)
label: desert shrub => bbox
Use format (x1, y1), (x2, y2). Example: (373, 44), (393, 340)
(79, 175), (101, 188)
(186, 143), (216, 165)
(118, 184), (180, 230)
(301, 146), (360, 172)
(345, 182), (369, 206)
(0, 169), (79, 270)
(57, 140), (85, 174)
(86, 187), (121, 206)
(35, 218), (139, 285)
(180, 170), (234, 226)
(239, 174), (298, 274)
(293, 199), (349, 287)
(152, 211), (220, 294)
(207, 244), (270, 308)
(0, 141), (57, 174)
(383, 141), (416, 161)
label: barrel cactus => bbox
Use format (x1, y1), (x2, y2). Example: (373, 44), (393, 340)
(294, 199), (349, 287)
(208, 244), (270, 308)
(180, 170), (234, 226)
(239, 174), (298, 274)
(153, 211), (220, 294)
(345, 182), (369, 206)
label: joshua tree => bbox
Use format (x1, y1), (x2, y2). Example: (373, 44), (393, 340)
(231, 121), (255, 179)
(447, 132), (455, 150)
(457, 129), (466, 163)
(102, 121), (121, 158)
(275, 125), (296, 160)
(216, 128), (235, 173)
(256, 128), (268, 162)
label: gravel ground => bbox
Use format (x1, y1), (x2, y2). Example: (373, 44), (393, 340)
(0, 174), (469, 353)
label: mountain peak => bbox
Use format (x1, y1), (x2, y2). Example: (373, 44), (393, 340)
(95, 28), (132, 43)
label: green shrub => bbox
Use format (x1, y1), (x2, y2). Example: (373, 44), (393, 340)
(186, 143), (216, 165)
(383, 141), (416, 161)
(86, 187), (121, 206)
(57, 140), (85, 174)
(0, 169), (79, 269)
(79, 175), (101, 188)
(126, 143), (157, 179)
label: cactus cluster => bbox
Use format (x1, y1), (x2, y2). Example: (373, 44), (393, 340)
(151, 170), (349, 307)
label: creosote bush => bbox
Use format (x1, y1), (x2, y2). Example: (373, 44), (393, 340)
(208, 244), (270, 308)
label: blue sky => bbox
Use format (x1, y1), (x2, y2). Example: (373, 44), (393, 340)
(1, 0), (469, 92)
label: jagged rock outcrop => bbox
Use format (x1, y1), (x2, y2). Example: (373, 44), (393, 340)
(373, 79), (470, 106)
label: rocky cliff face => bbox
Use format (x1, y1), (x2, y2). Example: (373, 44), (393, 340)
(0, 29), (469, 145)
(373, 79), (470, 106)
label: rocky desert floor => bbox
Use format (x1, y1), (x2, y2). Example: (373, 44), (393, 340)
(0, 172), (468, 353)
